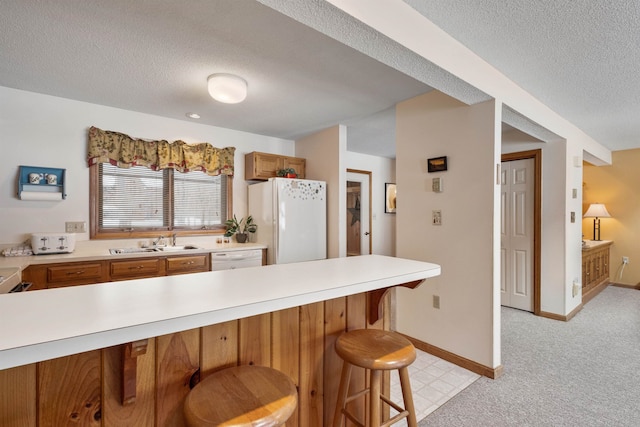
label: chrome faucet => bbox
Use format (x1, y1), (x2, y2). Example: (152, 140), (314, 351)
(172, 233), (177, 246)
(153, 236), (166, 247)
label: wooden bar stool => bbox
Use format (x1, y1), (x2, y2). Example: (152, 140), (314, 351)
(184, 365), (297, 427)
(332, 329), (417, 427)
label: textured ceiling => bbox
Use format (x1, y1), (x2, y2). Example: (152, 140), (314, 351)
(2, 1), (637, 158)
(0, 0), (431, 158)
(404, 0), (640, 151)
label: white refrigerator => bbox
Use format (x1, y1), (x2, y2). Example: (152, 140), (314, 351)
(248, 178), (327, 265)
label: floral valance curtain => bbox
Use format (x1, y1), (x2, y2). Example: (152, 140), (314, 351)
(87, 126), (235, 176)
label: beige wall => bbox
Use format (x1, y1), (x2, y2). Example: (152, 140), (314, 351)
(395, 90), (501, 369)
(296, 125), (347, 259)
(583, 149), (640, 286)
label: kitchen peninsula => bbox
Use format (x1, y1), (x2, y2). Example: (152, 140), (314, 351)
(0, 255), (440, 426)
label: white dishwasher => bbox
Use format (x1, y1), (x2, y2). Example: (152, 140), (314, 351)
(211, 249), (263, 270)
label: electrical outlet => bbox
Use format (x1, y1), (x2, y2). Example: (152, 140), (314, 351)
(432, 210), (442, 226)
(433, 295), (440, 309)
(65, 221), (86, 233)
(572, 281), (581, 298)
(623, 256), (629, 264)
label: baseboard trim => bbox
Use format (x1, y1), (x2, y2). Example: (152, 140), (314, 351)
(539, 303), (582, 322)
(399, 333), (503, 379)
(610, 282), (640, 290)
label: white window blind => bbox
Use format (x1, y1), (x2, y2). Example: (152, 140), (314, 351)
(99, 163), (226, 231)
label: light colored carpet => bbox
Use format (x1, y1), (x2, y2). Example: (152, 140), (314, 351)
(420, 286), (640, 426)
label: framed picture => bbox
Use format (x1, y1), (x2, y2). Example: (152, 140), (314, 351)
(428, 156), (448, 173)
(385, 183), (397, 214)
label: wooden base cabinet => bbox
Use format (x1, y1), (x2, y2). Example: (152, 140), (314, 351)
(0, 292), (389, 427)
(582, 241), (612, 304)
(22, 254), (211, 288)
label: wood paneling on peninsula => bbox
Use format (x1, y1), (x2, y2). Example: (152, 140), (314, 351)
(0, 293), (388, 426)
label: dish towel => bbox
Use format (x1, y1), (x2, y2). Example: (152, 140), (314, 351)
(2, 240), (33, 257)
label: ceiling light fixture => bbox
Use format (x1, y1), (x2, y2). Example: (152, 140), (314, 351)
(207, 73), (248, 104)
(186, 112), (200, 119)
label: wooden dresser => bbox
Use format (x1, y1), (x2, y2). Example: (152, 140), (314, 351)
(582, 240), (612, 304)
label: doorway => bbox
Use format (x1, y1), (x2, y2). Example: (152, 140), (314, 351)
(346, 169), (372, 256)
(501, 150), (541, 314)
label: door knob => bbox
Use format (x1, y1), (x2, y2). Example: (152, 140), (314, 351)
(364, 232), (370, 236)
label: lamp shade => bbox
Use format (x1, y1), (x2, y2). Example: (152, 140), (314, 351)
(207, 73), (247, 104)
(583, 203), (611, 218)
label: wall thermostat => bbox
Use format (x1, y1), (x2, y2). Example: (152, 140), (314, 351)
(432, 177), (443, 193)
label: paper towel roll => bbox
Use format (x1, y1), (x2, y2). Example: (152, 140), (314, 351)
(20, 191), (63, 201)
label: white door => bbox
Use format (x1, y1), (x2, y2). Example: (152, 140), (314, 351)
(346, 171), (371, 255)
(501, 158), (534, 311)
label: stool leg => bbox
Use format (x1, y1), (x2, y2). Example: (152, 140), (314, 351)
(332, 362), (352, 427)
(398, 367), (417, 427)
(369, 369), (382, 427)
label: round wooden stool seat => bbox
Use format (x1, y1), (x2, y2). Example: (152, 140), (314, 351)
(184, 365), (297, 427)
(335, 329), (416, 370)
(333, 329), (418, 427)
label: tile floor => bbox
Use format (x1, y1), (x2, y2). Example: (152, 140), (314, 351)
(389, 348), (480, 425)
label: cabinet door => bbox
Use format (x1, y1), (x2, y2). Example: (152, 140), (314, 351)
(47, 263), (104, 287)
(284, 157), (306, 179)
(22, 262), (108, 289)
(166, 255), (210, 275)
(255, 153), (282, 179)
(245, 152), (282, 180)
(110, 258), (164, 281)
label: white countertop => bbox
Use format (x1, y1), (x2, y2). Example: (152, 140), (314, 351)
(0, 255), (440, 370)
(582, 240), (613, 250)
(0, 268), (20, 294)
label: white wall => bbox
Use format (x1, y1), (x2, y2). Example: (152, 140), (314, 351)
(395, 91), (500, 369)
(0, 86), (294, 244)
(345, 151), (396, 256)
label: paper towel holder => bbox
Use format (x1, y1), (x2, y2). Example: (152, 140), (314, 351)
(18, 165), (67, 200)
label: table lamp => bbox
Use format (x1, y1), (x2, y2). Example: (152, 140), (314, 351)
(583, 203), (611, 241)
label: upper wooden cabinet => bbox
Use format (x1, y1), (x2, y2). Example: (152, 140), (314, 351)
(244, 151), (306, 181)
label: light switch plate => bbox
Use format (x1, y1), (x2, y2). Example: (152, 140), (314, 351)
(432, 177), (443, 192)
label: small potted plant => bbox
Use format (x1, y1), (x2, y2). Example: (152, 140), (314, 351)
(277, 168), (297, 178)
(224, 215), (257, 243)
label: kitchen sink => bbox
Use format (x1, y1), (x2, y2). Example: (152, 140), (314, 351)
(156, 245), (200, 251)
(109, 245), (200, 255)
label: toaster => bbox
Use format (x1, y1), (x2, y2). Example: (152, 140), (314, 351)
(31, 233), (76, 255)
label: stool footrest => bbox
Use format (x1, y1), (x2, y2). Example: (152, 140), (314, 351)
(380, 394), (403, 413)
(381, 411), (410, 427)
(343, 410), (366, 427)
(345, 388), (370, 405)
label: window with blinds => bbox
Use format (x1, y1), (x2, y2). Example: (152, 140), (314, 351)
(97, 163), (228, 233)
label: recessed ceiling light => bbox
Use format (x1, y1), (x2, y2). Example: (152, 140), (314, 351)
(186, 112), (200, 119)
